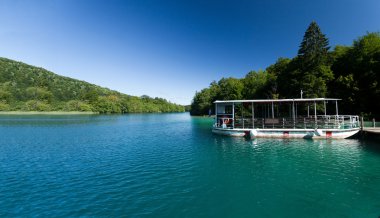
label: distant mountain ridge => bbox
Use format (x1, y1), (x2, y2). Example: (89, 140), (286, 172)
(0, 57), (184, 113)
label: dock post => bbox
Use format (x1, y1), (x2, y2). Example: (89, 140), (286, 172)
(373, 118), (376, 128)
(215, 103), (218, 127)
(314, 101), (317, 128)
(293, 100), (295, 129)
(232, 103), (235, 129)
(242, 103), (244, 129)
(360, 116), (364, 130)
(252, 102), (255, 129)
(304, 118), (306, 129)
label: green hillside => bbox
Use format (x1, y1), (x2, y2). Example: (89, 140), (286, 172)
(0, 57), (184, 113)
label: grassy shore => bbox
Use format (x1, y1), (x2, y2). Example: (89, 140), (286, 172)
(0, 111), (98, 115)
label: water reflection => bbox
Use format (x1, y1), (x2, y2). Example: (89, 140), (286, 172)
(0, 114), (116, 126)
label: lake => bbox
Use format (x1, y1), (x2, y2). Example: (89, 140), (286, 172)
(0, 113), (380, 217)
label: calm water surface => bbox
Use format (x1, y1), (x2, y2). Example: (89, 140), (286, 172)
(0, 113), (380, 217)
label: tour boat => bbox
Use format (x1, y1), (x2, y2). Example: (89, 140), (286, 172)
(212, 98), (360, 139)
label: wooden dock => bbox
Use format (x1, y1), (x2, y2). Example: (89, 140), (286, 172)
(362, 127), (380, 134)
(359, 117), (380, 137)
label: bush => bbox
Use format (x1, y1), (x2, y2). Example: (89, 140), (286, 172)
(65, 100), (93, 111)
(0, 102), (10, 111)
(24, 100), (51, 111)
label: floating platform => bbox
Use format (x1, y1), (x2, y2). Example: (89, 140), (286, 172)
(213, 98), (360, 139)
(212, 127), (360, 139)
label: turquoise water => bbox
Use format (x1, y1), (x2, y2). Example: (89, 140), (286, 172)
(0, 113), (380, 217)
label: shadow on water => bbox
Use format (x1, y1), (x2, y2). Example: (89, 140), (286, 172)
(358, 138), (380, 155)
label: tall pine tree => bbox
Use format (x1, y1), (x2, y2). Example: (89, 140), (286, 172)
(297, 21), (333, 98)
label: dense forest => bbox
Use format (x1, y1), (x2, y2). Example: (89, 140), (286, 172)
(190, 22), (380, 119)
(0, 58), (184, 113)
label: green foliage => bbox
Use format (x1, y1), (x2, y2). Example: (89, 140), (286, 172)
(190, 88), (214, 115)
(0, 102), (10, 111)
(80, 89), (99, 103)
(242, 70), (269, 99)
(0, 89), (12, 103)
(0, 57), (185, 113)
(251, 22), (333, 99)
(298, 21), (330, 69)
(190, 81), (220, 115)
(267, 58), (291, 98)
(184, 105), (191, 112)
(94, 95), (122, 113)
(190, 24), (380, 119)
(330, 32), (380, 117)
(24, 100), (51, 111)
(65, 100), (93, 111)
(296, 22), (332, 97)
(218, 77), (243, 100)
(26, 87), (53, 102)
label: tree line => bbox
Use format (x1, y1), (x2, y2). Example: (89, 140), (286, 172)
(0, 58), (184, 113)
(190, 22), (380, 119)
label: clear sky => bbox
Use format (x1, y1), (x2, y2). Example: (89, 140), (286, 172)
(0, 0), (379, 105)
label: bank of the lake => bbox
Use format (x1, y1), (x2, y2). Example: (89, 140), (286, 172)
(0, 111), (98, 115)
(0, 113), (380, 217)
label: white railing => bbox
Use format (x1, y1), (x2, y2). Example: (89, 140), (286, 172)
(214, 115), (360, 130)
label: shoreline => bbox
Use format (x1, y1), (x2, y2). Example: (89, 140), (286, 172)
(191, 115), (215, 118)
(0, 111), (99, 115)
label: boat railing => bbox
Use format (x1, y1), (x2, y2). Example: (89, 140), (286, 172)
(215, 115), (359, 129)
(214, 114), (234, 129)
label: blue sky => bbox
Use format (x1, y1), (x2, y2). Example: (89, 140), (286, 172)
(0, 0), (379, 105)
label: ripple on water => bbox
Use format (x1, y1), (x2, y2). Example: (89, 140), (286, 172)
(0, 114), (380, 217)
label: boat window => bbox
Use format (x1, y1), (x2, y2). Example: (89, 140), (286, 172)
(225, 105), (232, 114)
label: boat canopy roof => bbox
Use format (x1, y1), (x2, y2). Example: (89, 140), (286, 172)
(214, 98), (341, 104)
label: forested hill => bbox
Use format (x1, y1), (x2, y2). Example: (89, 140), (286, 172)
(190, 22), (380, 119)
(0, 57), (184, 113)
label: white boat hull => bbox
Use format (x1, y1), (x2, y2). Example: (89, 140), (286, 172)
(212, 127), (360, 139)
